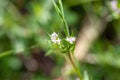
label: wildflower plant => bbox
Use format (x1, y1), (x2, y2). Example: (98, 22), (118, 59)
(49, 0), (83, 80)
(49, 32), (76, 53)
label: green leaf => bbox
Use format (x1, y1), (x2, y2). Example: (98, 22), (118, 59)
(52, 0), (62, 19)
(83, 70), (89, 80)
(58, 0), (64, 17)
(45, 49), (53, 56)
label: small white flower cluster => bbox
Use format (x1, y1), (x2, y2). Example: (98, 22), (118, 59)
(50, 32), (76, 45)
(50, 32), (61, 44)
(66, 37), (76, 44)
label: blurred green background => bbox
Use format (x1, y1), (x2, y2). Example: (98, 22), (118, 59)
(0, 0), (120, 80)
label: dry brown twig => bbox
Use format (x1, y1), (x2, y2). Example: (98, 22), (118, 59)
(74, 15), (108, 61)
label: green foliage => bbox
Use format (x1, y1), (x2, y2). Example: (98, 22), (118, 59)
(0, 0), (120, 80)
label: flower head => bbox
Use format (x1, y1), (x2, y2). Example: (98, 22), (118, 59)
(50, 32), (61, 44)
(50, 32), (58, 38)
(65, 37), (76, 44)
(111, 0), (120, 14)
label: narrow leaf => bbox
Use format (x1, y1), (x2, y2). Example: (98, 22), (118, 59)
(58, 0), (64, 17)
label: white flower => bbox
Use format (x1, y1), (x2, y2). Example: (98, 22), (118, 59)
(50, 32), (61, 44)
(65, 37), (76, 44)
(54, 38), (61, 44)
(51, 32), (58, 37)
(111, 0), (120, 14)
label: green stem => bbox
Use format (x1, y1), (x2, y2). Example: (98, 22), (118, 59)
(0, 50), (13, 58)
(63, 18), (70, 36)
(68, 52), (83, 80)
(0, 44), (39, 58)
(59, 0), (70, 36)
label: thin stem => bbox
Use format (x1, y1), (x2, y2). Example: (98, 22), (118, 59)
(0, 50), (13, 58)
(0, 44), (39, 58)
(68, 52), (83, 80)
(63, 18), (70, 36)
(58, 0), (70, 36)
(52, 0), (70, 36)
